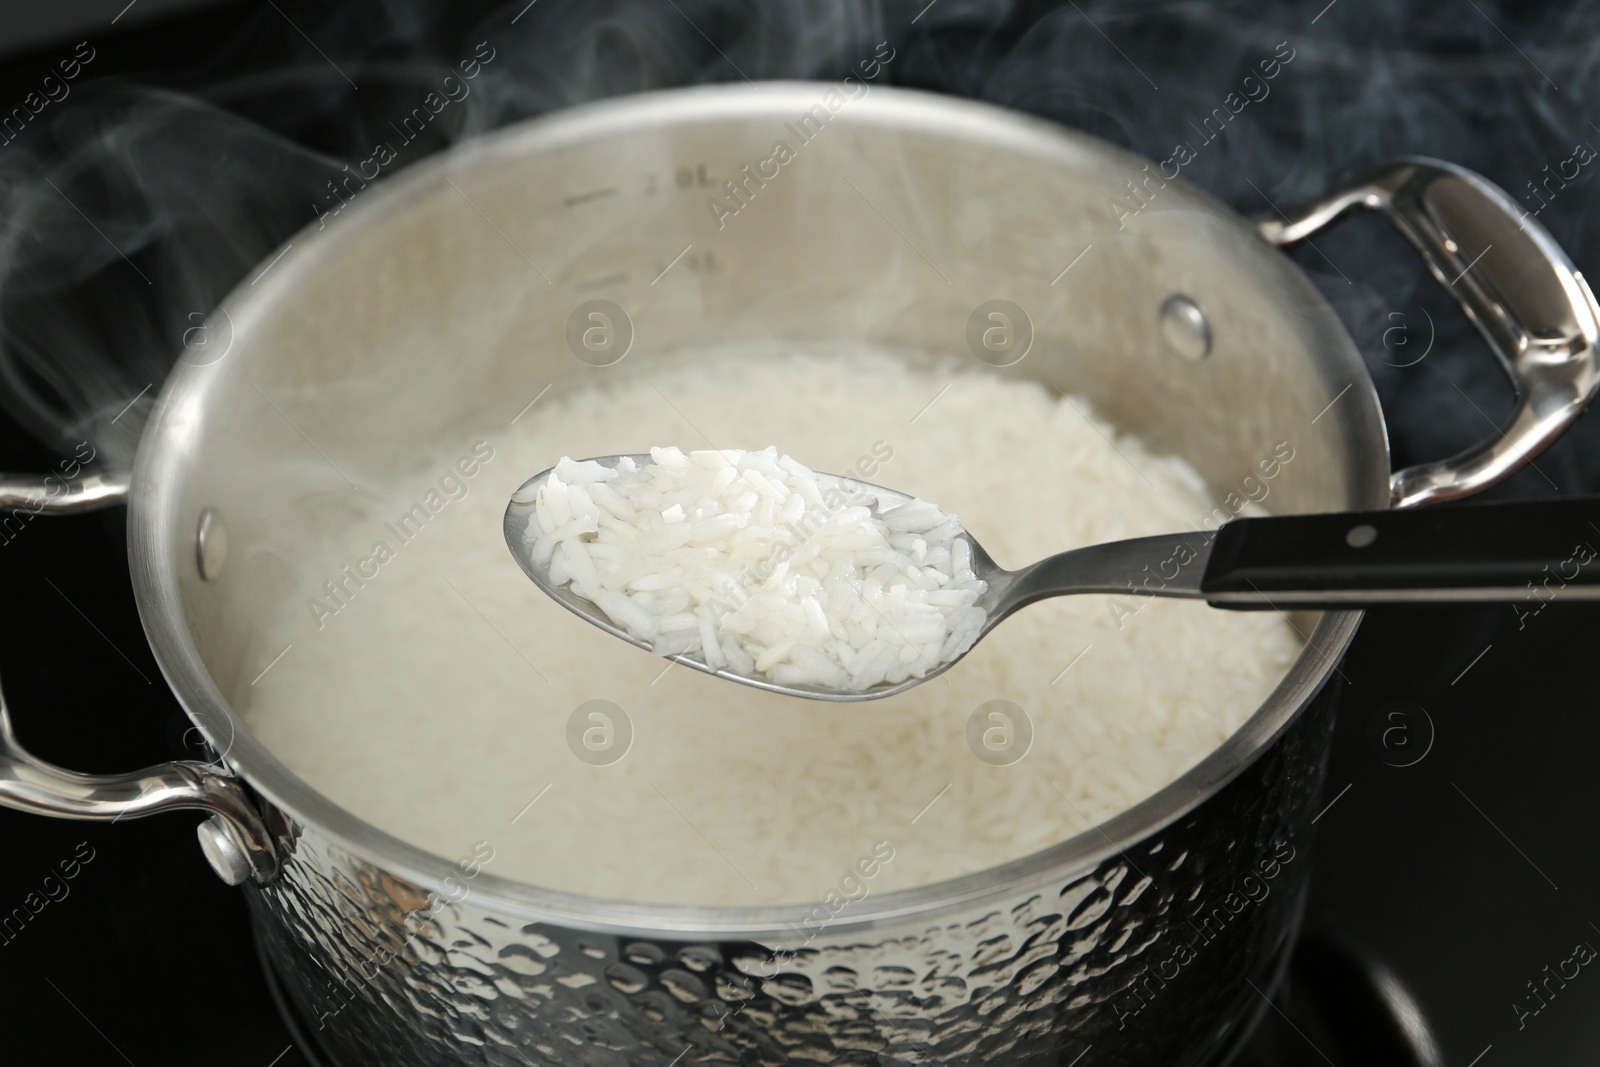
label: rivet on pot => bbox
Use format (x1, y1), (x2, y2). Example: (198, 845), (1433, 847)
(1159, 295), (1212, 362)
(197, 814), (253, 886)
(196, 508), (227, 581)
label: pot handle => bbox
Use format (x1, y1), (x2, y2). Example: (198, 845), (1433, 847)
(0, 470), (277, 884)
(1258, 157), (1600, 509)
(0, 470), (130, 512)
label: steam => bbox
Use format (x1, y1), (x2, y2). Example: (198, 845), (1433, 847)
(0, 83), (345, 468)
(1, 0), (1595, 490)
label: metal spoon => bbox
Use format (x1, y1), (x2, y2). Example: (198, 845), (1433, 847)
(506, 457), (1600, 701)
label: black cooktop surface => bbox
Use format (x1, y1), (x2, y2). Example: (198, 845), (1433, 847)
(2, 2), (1598, 1065)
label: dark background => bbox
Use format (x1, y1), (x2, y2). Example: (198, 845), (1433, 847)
(0, 2), (1597, 1065)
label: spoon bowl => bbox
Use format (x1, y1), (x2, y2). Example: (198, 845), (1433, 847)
(505, 454), (1214, 701)
(506, 455), (993, 700)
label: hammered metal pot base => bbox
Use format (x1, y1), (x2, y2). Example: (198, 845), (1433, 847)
(254, 922), (1297, 1067)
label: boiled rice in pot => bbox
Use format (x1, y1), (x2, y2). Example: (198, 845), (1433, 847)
(242, 342), (1301, 906)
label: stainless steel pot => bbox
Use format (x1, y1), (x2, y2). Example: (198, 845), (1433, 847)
(2, 84), (1596, 1066)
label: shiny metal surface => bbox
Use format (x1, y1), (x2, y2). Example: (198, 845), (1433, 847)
(195, 506), (227, 581)
(0, 469), (273, 881)
(1158, 294), (1213, 362)
(197, 812), (256, 886)
(0, 469), (129, 512)
(0, 84), (1586, 1063)
(0, 689), (276, 881)
(1259, 157), (1600, 508)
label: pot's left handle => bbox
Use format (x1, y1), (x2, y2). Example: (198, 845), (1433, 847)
(0, 471), (277, 885)
(0, 470), (130, 511)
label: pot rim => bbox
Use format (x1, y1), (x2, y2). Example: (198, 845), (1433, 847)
(128, 82), (1386, 938)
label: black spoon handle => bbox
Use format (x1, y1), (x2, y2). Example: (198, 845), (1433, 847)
(1201, 496), (1600, 609)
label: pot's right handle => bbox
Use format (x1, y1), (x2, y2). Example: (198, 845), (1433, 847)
(1259, 157), (1600, 508)
(0, 471), (277, 884)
